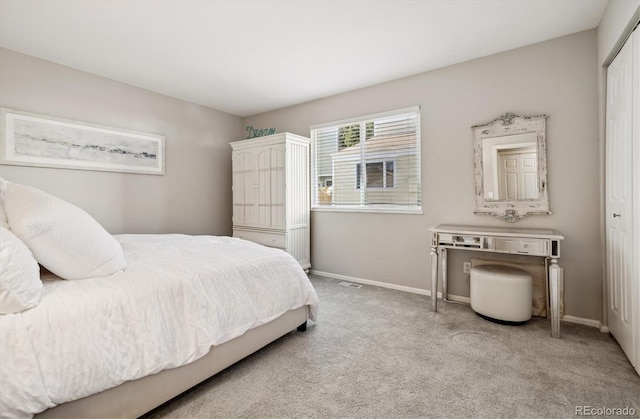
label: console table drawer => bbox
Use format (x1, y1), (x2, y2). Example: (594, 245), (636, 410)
(233, 229), (286, 249)
(493, 238), (548, 256)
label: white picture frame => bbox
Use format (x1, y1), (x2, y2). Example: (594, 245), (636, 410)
(0, 108), (165, 175)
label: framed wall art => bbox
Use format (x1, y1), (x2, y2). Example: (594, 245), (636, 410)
(0, 108), (165, 175)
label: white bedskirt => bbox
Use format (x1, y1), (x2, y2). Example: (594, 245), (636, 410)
(0, 234), (319, 418)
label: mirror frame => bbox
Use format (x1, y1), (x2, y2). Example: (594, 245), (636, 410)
(472, 112), (550, 222)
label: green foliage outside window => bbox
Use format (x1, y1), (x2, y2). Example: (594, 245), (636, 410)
(338, 122), (374, 150)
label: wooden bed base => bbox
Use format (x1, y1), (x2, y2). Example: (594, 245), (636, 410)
(35, 306), (310, 418)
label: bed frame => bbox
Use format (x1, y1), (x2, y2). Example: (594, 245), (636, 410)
(35, 306), (310, 418)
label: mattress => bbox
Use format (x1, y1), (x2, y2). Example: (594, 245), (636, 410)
(0, 234), (319, 418)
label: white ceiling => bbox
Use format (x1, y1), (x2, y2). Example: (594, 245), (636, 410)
(0, 0), (609, 117)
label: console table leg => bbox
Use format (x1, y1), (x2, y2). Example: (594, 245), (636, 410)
(549, 259), (562, 338)
(430, 247), (438, 312)
(440, 247), (448, 301)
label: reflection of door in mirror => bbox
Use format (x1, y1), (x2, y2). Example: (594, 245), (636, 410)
(482, 132), (537, 200)
(498, 148), (537, 200)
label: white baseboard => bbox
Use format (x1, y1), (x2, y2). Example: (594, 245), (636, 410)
(310, 270), (602, 330)
(310, 270), (430, 296)
(309, 270), (469, 304)
(446, 294), (471, 304)
(561, 315), (602, 329)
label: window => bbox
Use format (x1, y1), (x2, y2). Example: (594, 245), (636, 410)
(356, 161), (395, 189)
(310, 107), (421, 213)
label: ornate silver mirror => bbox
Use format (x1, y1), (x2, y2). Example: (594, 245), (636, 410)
(473, 113), (550, 222)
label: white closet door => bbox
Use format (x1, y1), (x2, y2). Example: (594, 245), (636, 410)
(605, 28), (638, 371)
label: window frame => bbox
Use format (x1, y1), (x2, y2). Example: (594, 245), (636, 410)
(310, 106), (422, 214)
(356, 160), (396, 190)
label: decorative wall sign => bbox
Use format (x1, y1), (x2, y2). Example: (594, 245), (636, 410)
(245, 125), (276, 139)
(0, 108), (165, 175)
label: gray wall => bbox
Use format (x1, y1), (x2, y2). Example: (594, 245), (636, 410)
(0, 48), (242, 236)
(243, 30), (601, 321)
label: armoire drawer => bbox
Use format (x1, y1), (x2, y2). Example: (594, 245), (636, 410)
(233, 229), (286, 249)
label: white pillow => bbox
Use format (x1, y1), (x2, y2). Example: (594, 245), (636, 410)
(4, 183), (127, 280)
(0, 226), (42, 313)
(0, 178), (9, 229)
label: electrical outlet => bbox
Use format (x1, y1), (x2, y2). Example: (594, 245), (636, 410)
(463, 262), (471, 274)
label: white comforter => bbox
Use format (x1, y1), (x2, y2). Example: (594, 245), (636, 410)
(0, 234), (319, 418)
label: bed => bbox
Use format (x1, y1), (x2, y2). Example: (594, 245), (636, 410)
(0, 180), (319, 418)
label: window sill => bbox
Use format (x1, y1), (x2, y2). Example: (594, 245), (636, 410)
(311, 206), (423, 215)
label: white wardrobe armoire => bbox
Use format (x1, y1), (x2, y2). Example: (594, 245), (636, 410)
(230, 132), (311, 270)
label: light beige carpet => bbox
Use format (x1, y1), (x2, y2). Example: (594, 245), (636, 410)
(143, 275), (640, 418)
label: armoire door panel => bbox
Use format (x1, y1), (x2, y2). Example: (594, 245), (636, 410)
(257, 205), (269, 228)
(232, 152), (249, 225)
(258, 170), (271, 205)
(254, 148), (270, 228)
(232, 169), (245, 225)
(258, 148), (272, 204)
(271, 168), (285, 205)
(272, 205), (285, 228)
(271, 147), (286, 205)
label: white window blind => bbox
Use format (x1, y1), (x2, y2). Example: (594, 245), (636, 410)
(311, 107), (421, 212)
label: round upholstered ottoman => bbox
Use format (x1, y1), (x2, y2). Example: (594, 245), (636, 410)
(470, 264), (533, 325)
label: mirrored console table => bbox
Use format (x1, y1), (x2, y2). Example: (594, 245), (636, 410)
(429, 224), (564, 338)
